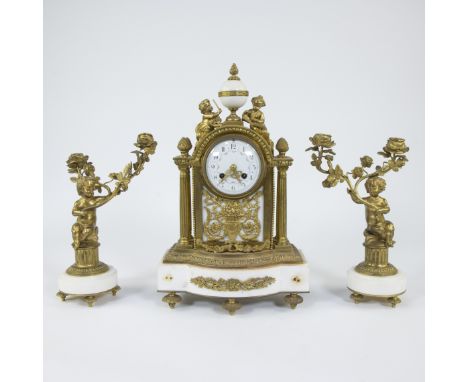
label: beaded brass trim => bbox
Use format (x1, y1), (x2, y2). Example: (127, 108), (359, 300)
(66, 260), (109, 276)
(218, 90), (249, 97)
(163, 244), (304, 269)
(354, 262), (398, 276)
(192, 126), (273, 167)
(354, 247), (398, 276)
(191, 276), (275, 291)
(197, 239), (270, 253)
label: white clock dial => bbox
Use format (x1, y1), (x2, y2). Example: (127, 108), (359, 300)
(205, 139), (262, 196)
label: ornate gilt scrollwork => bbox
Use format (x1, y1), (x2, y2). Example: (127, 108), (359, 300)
(203, 188), (262, 244)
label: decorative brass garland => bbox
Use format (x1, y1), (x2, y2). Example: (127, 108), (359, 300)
(307, 135), (409, 277)
(191, 276), (275, 291)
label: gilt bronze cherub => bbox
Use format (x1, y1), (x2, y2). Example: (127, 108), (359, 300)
(57, 133), (156, 306)
(307, 135), (409, 306)
(242, 95), (269, 140)
(195, 99), (222, 140)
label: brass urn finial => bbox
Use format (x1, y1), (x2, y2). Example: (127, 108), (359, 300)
(228, 63), (240, 80)
(177, 137), (193, 155)
(276, 138), (289, 155)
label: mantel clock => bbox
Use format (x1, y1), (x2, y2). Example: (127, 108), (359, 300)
(157, 64), (309, 314)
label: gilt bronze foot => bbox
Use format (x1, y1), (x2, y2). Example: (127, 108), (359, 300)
(350, 292), (364, 304)
(284, 293), (303, 309)
(83, 295), (97, 307)
(222, 298), (241, 315)
(111, 285), (121, 296)
(56, 291), (67, 302)
(162, 292), (182, 309)
(387, 296), (401, 308)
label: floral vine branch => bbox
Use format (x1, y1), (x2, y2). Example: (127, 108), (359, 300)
(306, 134), (409, 208)
(67, 133), (157, 196)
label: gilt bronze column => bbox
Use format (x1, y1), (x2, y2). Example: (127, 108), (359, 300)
(174, 137), (193, 247)
(274, 138), (292, 247)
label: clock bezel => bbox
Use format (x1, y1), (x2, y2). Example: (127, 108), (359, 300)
(201, 134), (267, 199)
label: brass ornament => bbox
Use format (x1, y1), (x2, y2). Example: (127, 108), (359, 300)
(195, 99), (222, 141)
(202, 189), (262, 244)
(227, 63), (240, 80)
(218, 63), (249, 122)
(307, 135), (409, 277)
(242, 95), (269, 140)
(65, 133), (157, 277)
(191, 276), (275, 291)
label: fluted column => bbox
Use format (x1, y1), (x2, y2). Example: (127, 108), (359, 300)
(174, 137), (193, 247)
(274, 138), (293, 247)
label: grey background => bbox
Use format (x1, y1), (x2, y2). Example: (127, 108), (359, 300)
(44, 1), (424, 381)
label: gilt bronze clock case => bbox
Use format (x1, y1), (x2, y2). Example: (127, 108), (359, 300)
(157, 65), (309, 313)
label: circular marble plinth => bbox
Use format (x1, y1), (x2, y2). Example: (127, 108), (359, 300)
(347, 267), (406, 297)
(58, 266), (118, 295)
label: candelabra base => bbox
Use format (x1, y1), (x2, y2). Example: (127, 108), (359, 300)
(347, 267), (406, 307)
(57, 266), (119, 307)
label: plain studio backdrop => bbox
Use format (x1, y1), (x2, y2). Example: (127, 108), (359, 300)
(44, 1), (424, 381)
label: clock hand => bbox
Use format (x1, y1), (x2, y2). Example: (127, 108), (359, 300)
(220, 164), (244, 183)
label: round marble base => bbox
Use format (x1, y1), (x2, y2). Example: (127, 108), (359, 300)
(347, 267), (406, 297)
(58, 266), (118, 295)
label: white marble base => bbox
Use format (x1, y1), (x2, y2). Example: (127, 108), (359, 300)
(347, 267), (406, 297)
(157, 262), (310, 298)
(58, 266), (118, 295)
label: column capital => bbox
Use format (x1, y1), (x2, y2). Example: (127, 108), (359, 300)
(273, 156), (293, 169)
(173, 155), (192, 169)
